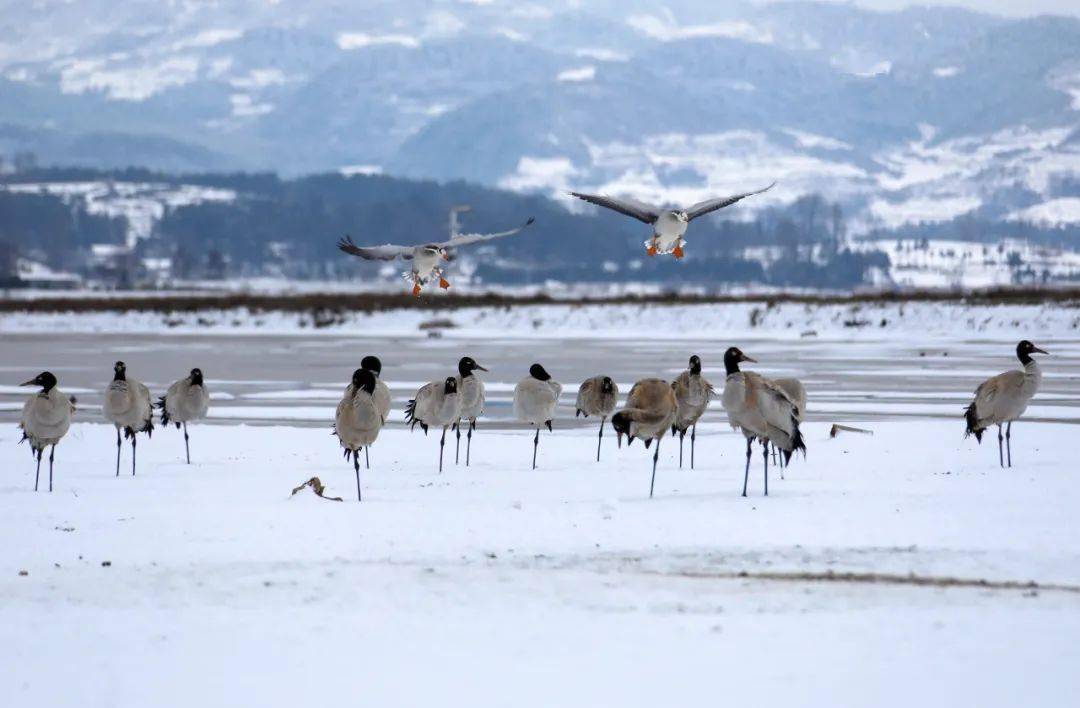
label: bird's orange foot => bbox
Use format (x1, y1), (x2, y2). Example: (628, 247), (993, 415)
(647, 245), (658, 257)
(672, 246), (685, 259)
(412, 282), (422, 297)
(439, 277), (451, 289)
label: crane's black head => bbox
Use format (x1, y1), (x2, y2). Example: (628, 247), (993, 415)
(351, 368), (377, 395)
(529, 363), (551, 381)
(361, 355), (382, 376)
(458, 356), (488, 377)
(601, 376), (615, 394)
(723, 347), (756, 375)
(190, 368), (204, 386)
(443, 376), (459, 395)
(689, 354), (702, 375)
(21, 371), (57, 392)
(611, 411), (634, 448)
(1016, 340), (1048, 365)
(113, 361), (127, 381)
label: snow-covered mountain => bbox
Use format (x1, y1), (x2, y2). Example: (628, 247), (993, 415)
(1, 1), (1078, 232)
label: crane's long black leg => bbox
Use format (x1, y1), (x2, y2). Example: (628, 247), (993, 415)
(1006, 421), (1012, 468)
(183, 421), (190, 464)
(997, 424), (1004, 468)
(762, 440), (769, 496)
(691, 424), (697, 470)
(364, 446), (369, 469)
(531, 425), (540, 470)
(455, 421), (461, 465)
(439, 427), (446, 473)
(34, 448), (42, 492)
(354, 450), (362, 502)
(649, 438), (661, 498)
(678, 429), (684, 469)
(115, 427), (121, 477)
(597, 417), (605, 462)
(742, 437), (752, 497)
(49, 445), (55, 493)
(132, 434), (137, 476)
(466, 419), (474, 467)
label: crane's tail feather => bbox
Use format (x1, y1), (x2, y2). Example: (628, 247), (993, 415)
(963, 403), (984, 443)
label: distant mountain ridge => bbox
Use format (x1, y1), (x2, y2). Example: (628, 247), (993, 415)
(1, 1), (1078, 231)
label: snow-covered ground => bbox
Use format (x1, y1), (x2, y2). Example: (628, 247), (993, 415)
(2, 299), (1079, 340)
(2, 418), (1079, 707)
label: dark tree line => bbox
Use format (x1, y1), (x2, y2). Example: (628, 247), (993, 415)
(3, 167), (893, 288)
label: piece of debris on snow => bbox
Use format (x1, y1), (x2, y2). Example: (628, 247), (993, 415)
(290, 477), (343, 502)
(830, 424), (874, 438)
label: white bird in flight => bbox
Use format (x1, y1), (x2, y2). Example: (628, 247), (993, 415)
(337, 216), (535, 296)
(569, 183), (775, 259)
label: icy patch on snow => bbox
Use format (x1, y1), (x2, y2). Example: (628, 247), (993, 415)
(170, 29), (243, 51)
(498, 157), (580, 192)
(337, 32), (420, 50)
(867, 195), (981, 229)
(2, 182), (236, 247)
(339, 165), (383, 177)
(627, 14), (773, 44)
(783, 129), (852, 151)
(574, 48), (629, 62)
(557, 66), (596, 83)
(933, 66), (962, 78)
(58, 56), (201, 100)
(1006, 197), (1080, 226)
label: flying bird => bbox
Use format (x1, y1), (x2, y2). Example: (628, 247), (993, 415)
(569, 183), (774, 258)
(337, 216), (535, 296)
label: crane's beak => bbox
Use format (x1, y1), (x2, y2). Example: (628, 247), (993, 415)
(1033, 346), (1049, 355)
(616, 431), (623, 449)
(741, 354), (758, 363)
(475, 364), (489, 372)
(20, 378), (37, 387)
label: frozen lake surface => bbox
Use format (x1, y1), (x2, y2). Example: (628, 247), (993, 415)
(2, 307), (1079, 707)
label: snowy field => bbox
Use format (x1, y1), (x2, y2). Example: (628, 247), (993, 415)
(3, 302), (1080, 707)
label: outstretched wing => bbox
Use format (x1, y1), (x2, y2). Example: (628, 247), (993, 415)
(440, 217), (535, 249)
(569, 192), (662, 225)
(683, 182), (775, 222)
(337, 235), (414, 261)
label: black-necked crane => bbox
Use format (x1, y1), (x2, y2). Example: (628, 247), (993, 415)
(671, 354), (714, 469)
(964, 339), (1047, 467)
(720, 347), (806, 496)
(513, 364), (561, 470)
(102, 361), (153, 477)
(158, 368), (209, 464)
(344, 355), (392, 467)
(770, 376), (806, 476)
(611, 378), (678, 498)
(576, 375), (619, 461)
(454, 356), (488, 466)
(334, 368), (384, 501)
(18, 371), (75, 492)
(405, 376), (462, 473)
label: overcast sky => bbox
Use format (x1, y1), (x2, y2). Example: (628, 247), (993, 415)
(836, 0), (1080, 17)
